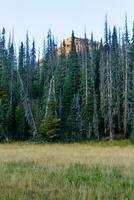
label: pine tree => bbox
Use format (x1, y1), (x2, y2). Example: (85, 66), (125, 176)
(111, 26), (122, 134)
(129, 22), (134, 139)
(25, 32), (31, 96)
(100, 17), (115, 139)
(43, 94), (61, 141)
(62, 31), (81, 138)
(55, 40), (67, 117)
(123, 15), (130, 137)
(80, 33), (93, 138)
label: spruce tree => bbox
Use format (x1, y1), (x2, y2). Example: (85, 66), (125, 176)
(62, 31), (81, 138)
(43, 94), (61, 141)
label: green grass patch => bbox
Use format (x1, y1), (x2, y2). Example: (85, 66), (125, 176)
(5, 139), (133, 147)
(0, 161), (134, 200)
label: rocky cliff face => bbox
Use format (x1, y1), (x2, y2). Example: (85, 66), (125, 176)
(57, 37), (99, 55)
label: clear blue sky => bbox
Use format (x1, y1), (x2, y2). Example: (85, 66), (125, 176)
(0, 0), (134, 49)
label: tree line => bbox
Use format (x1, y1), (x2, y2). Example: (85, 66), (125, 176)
(0, 16), (134, 142)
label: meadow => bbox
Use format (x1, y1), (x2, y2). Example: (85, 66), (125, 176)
(0, 141), (134, 199)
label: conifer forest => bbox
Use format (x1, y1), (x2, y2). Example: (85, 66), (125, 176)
(0, 16), (134, 142)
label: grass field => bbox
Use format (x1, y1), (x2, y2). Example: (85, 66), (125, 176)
(0, 140), (134, 199)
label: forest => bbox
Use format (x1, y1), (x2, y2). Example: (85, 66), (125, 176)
(0, 16), (134, 142)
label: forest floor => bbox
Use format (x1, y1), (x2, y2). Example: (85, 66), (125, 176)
(0, 140), (134, 199)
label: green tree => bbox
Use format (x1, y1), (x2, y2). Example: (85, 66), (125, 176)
(62, 31), (81, 138)
(43, 95), (61, 141)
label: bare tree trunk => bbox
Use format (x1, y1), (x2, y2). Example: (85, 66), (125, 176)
(107, 50), (113, 140)
(124, 47), (128, 137)
(45, 77), (53, 118)
(18, 71), (37, 137)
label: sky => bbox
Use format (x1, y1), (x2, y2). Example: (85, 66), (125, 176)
(0, 0), (134, 51)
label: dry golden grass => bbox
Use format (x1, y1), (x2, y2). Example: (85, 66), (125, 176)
(0, 141), (134, 167)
